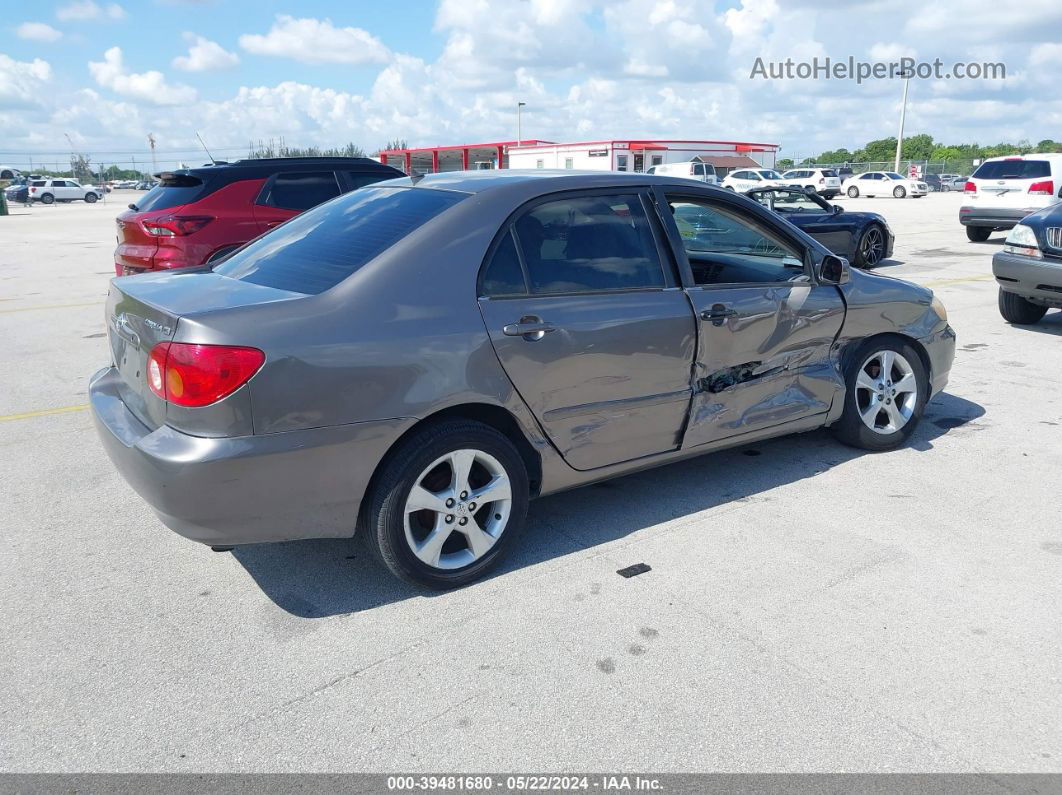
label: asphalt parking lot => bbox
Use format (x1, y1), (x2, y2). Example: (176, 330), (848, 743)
(2, 189), (1060, 773)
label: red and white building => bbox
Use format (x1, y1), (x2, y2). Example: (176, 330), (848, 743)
(378, 138), (779, 178)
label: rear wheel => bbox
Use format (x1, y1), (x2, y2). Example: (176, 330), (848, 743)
(966, 226), (992, 242)
(893, 185), (906, 198)
(831, 338), (926, 451)
(362, 420), (529, 588)
(853, 224), (886, 268)
(847, 186), (859, 198)
(40, 193), (54, 204)
(998, 288), (1048, 325)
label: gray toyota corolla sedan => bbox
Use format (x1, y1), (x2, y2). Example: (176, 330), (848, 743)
(91, 170), (956, 587)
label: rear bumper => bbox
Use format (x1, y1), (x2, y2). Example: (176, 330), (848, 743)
(90, 365), (413, 546)
(993, 251), (1062, 308)
(921, 324), (957, 398)
(959, 206), (1036, 229)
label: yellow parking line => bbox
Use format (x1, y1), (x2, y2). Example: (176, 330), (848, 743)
(0, 404), (89, 422)
(0, 301), (102, 314)
(919, 275), (994, 287)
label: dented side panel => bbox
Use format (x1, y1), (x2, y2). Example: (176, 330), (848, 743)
(682, 283), (845, 447)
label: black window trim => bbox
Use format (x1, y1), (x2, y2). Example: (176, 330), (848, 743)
(254, 169), (342, 211)
(650, 185), (819, 290)
(477, 187), (676, 300)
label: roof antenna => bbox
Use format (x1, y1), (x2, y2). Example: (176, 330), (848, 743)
(408, 166), (425, 185)
(195, 131), (217, 165)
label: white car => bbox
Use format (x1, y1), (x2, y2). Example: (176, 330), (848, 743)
(779, 168), (842, 198)
(960, 153), (1062, 242)
(843, 171), (927, 199)
(721, 168), (786, 192)
(27, 179), (101, 204)
(649, 160), (718, 185)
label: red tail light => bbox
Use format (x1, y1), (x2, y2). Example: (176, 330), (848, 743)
(1029, 180), (1054, 195)
(964, 181), (977, 194)
(29, 187), (37, 193)
(147, 342), (264, 407)
(142, 216), (214, 237)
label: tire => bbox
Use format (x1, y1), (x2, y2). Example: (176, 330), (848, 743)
(847, 186), (859, 198)
(893, 186), (906, 198)
(725, 186), (735, 191)
(966, 226), (992, 242)
(998, 288), (1048, 325)
(40, 193), (54, 204)
(831, 338), (927, 451)
(84, 192), (98, 203)
(362, 420), (530, 588)
(853, 224), (886, 268)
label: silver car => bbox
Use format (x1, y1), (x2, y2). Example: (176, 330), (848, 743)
(91, 171), (956, 587)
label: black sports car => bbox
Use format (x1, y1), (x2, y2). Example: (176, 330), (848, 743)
(745, 186), (894, 267)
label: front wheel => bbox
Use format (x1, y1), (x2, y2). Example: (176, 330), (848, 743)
(847, 186), (859, 198)
(998, 288), (1048, 325)
(966, 226), (992, 242)
(853, 224), (886, 267)
(84, 192), (98, 203)
(893, 186), (907, 198)
(362, 420), (529, 588)
(831, 339), (927, 451)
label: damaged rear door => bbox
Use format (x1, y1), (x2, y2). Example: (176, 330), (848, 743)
(654, 188), (846, 448)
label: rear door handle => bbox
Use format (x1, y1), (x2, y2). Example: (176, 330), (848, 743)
(701, 305), (738, 326)
(502, 319), (557, 340)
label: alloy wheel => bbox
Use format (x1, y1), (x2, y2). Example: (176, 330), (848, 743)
(859, 227), (884, 265)
(403, 448), (513, 570)
(854, 349), (919, 434)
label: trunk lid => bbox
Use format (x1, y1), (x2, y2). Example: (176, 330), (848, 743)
(106, 271), (303, 430)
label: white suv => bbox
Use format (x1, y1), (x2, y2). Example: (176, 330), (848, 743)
(960, 153), (1062, 242)
(721, 168), (785, 192)
(28, 179), (101, 204)
(779, 168), (842, 198)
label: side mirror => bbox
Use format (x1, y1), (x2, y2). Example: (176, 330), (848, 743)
(818, 254), (850, 285)
(831, 204), (843, 215)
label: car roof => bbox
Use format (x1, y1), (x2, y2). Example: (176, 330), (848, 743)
(156, 157), (400, 181)
(982, 153), (1062, 162)
(372, 169), (731, 196)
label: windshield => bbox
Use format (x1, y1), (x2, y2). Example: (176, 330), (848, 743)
(885, 172), (904, 180)
(214, 186), (467, 295)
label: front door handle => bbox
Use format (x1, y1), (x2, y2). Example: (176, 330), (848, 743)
(502, 317), (557, 341)
(701, 304), (738, 326)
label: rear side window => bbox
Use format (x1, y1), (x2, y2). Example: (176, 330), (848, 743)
(513, 195), (664, 294)
(135, 175), (207, 212)
(214, 187), (466, 294)
(972, 160), (1051, 180)
(479, 230), (526, 297)
(260, 171), (341, 211)
(31, 181), (46, 187)
(346, 171), (392, 191)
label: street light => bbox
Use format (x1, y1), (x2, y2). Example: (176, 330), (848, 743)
(517, 102), (526, 146)
(893, 68), (913, 174)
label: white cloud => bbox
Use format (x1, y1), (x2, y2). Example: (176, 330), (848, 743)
(238, 15), (391, 65)
(88, 47), (196, 105)
(57, 1), (126, 21)
(0, 55), (53, 110)
(172, 34), (240, 72)
(16, 22), (63, 42)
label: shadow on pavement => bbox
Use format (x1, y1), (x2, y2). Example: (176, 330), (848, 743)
(234, 391), (985, 618)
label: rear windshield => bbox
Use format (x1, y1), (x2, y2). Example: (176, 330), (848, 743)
(133, 175), (207, 212)
(821, 169), (838, 177)
(213, 186), (466, 294)
(972, 160), (1051, 180)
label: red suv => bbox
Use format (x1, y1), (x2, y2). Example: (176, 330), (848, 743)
(113, 157), (402, 275)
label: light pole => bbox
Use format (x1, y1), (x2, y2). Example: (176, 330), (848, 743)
(64, 133), (77, 180)
(517, 102), (526, 146)
(893, 68), (913, 174)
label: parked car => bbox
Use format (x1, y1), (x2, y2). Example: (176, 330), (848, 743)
(721, 168), (786, 192)
(923, 174), (942, 192)
(650, 160), (718, 185)
(27, 179), (101, 204)
(113, 156), (402, 276)
(779, 168), (842, 199)
(837, 167), (854, 182)
(5, 183), (28, 204)
(135, 181), (153, 190)
(91, 171), (955, 587)
(942, 176), (967, 192)
(960, 154), (1062, 242)
(843, 171), (927, 199)
(991, 202), (1062, 324)
(746, 187), (894, 267)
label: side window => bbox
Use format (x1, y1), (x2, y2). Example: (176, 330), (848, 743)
(665, 196), (807, 286)
(514, 195), (664, 294)
(345, 172), (389, 191)
(479, 230), (526, 297)
(747, 172), (761, 181)
(260, 171), (341, 211)
(693, 164), (705, 176)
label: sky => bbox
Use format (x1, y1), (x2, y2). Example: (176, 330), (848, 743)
(2, 0), (1062, 171)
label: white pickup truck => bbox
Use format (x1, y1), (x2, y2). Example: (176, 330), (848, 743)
(28, 179), (101, 204)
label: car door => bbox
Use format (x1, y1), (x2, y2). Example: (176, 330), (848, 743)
(252, 170), (343, 233)
(652, 187), (846, 448)
(476, 190), (697, 471)
(860, 173), (879, 196)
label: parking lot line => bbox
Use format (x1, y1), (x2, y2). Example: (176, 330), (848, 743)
(0, 301), (102, 314)
(0, 404), (89, 423)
